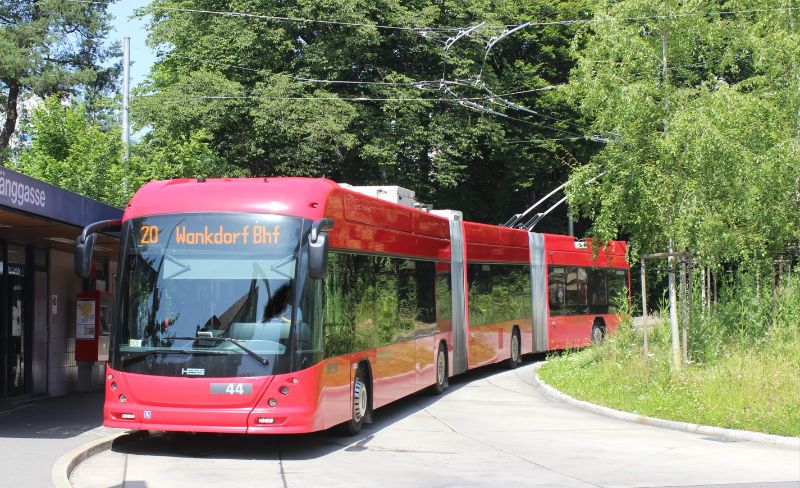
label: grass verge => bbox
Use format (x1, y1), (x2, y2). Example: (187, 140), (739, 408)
(538, 273), (800, 437)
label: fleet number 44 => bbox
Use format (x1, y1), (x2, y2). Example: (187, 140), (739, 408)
(210, 383), (253, 395)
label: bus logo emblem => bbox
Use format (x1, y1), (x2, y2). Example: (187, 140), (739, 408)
(144, 410), (152, 419)
(181, 368), (205, 376)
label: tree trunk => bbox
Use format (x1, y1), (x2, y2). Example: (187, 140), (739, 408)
(0, 79), (21, 151)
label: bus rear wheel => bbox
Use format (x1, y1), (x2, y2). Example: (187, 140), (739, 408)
(591, 323), (605, 344)
(430, 343), (448, 395)
(506, 329), (521, 369)
(343, 366), (369, 436)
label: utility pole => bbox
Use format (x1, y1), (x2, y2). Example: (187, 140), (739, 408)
(668, 242), (681, 370)
(640, 258), (649, 356)
(122, 37), (131, 194)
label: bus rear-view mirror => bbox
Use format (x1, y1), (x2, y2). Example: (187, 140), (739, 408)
(75, 233), (97, 279)
(309, 218), (334, 280)
(75, 219), (122, 279)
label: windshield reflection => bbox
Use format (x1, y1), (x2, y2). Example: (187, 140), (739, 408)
(113, 213), (306, 377)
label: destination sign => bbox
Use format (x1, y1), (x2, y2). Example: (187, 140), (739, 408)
(138, 224), (282, 246)
(131, 214), (303, 253)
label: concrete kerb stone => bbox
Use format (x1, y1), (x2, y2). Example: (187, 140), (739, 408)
(531, 362), (800, 449)
(51, 430), (147, 488)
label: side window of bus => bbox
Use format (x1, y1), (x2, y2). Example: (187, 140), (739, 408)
(323, 253), (356, 358)
(323, 253), (443, 358)
(587, 268), (608, 314)
(468, 264), (493, 325)
(410, 260), (437, 337)
(607, 269), (628, 312)
(548, 267), (566, 316)
(435, 272), (452, 332)
(565, 267), (588, 314)
(492, 264), (532, 321)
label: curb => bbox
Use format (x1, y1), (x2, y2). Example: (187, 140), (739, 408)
(531, 362), (800, 449)
(51, 430), (146, 488)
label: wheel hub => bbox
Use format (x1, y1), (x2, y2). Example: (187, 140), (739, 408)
(437, 350), (446, 385)
(353, 378), (367, 422)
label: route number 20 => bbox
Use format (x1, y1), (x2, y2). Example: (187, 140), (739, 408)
(140, 225), (159, 245)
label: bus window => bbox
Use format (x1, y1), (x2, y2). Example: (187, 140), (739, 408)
(548, 267), (566, 316)
(565, 267), (588, 315)
(468, 264), (493, 325)
(587, 268), (608, 314)
(607, 269), (628, 312)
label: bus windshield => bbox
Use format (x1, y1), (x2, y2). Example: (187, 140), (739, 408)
(112, 213), (308, 377)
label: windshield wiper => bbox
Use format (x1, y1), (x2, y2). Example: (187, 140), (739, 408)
(168, 336), (270, 365)
(120, 348), (229, 366)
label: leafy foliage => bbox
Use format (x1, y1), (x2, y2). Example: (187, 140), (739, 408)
(0, 0), (120, 152)
(133, 0), (594, 227)
(566, 0), (800, 267)
(16, 96), (126, 206)
(14, 96), (240, 206)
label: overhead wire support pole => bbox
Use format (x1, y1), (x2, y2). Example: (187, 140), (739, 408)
(122, 37), (131, 195)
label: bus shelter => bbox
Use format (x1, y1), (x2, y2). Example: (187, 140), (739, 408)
(0, 167), (121, 400)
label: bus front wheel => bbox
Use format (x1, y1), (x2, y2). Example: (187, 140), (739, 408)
(343, 366), (369, 436)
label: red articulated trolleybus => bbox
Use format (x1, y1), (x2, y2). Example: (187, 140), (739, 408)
(74, 178), (629, 435)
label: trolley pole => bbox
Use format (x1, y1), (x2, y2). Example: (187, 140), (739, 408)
(122, 37), (131, 194)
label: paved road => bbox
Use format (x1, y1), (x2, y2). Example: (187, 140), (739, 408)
(71, 361), (800, 488)
(0, 391), (123, 488)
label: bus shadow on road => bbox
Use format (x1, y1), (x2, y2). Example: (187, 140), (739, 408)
(110, 356), (544, 461)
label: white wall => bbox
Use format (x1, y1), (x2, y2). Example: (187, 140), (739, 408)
(47, 249), (82, 395)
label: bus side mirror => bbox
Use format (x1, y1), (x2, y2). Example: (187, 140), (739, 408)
(75, 219), (122, 279)
(308, 218), (334, 280)
(75, 233), (97, 278)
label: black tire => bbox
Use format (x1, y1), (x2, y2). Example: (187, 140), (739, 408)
(506, 329), (521, 369)
(343, 365), (369, 436)
(591, 323), (605, 344)
(430, 343), (448, 395)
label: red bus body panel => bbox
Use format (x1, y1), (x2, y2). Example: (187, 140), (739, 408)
(543, 234), (628, 350)
(107, 178), (629, 434)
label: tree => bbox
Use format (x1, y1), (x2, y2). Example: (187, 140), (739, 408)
(15, 95), (244, 207)
(565, 0), (800, 267)
(134, 0), (595, 227)
(0, 0), (119, 154)
(16, 96), (126, 206)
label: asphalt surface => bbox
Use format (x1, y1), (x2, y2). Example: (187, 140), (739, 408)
(70, 361), (800, 488)
(0, 391), (123, 488)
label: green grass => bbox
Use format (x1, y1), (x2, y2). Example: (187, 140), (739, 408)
(538, 272), (800, 437)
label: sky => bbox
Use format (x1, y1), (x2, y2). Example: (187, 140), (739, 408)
(107, 0), (157, 88)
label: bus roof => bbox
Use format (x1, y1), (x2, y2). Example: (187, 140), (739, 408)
(123, 177), (626, 263)
(124, 177), (342, 221)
